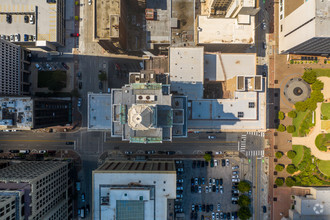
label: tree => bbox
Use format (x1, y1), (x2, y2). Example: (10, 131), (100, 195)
(287, 125), (296, 133)
(75, 16), (79, 21)
(98, 71), (107, 81)
(302, 70), (317, 84)
(278, 111), (285, 120)
(275, 164), (284, 172)
(311, 90), (324, 103)
(238, 195), (251, 207)
(312, 80), (324, 90)
(275, 178), (284, 186)
(286, 164), (298, 174)
(238, 207), (252, 220)
(286, 176), (296, 187)
(287, 150), (296, 159)
(288, 110), (297, 118)
(277, 124), (286, 132)
(203, 153), (211, 162)
(295, 101), (308, 112)
(275, 151), (283, 159)
(238, 181), (251, 193)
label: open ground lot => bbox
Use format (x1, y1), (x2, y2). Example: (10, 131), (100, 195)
(175, 158), (240, 219)
(38, 70), (67, 88)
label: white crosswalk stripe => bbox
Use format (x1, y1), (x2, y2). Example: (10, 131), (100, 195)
(245, 150), (265, 157)
(247, 131), (265, 137)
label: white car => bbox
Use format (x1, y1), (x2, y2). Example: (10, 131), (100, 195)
(46, 63), (52, 70)
(233, 171), (239, 175)
(205, 186), (209, 193)
(232, 175), (239, 179)
(226, 159), (230, 167)
(214, 160), (218, 166)
(216, 212), (220, 220)
(217, 203), (221, 211)
(38, 150), (47, 154)
(262, 22), (266, 30)
(212, 212), (215, 220)
(29, 15), (34, 24)
(215, 151), (222, 155)
(208, 135), (216, 139)
(231, 197), (238, 201)
(88, 0), (92, 5)
(198, 186), (202, 193)
(35, 64), (42, 71)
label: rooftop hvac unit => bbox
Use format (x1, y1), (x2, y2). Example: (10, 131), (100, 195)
(136, 95), (156, 101)
(145, 9), (155, 20)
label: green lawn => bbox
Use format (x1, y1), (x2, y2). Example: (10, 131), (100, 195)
(292, 110), (313, 137)
(38, 71), (67, 89)
(318, 160), (330, 177)
(292, 145), (304, 166)
(314, 69), (330, 77)
(315, 133), (330, 149)
(321, 103), (330, 119)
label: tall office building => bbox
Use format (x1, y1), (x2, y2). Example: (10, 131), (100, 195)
(0, 39), (31, 95)
(0, 161), (73, 220)
(279, 0), (330, 54)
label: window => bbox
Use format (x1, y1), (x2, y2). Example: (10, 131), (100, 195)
(238, 112), (244, 118)
(280, 25), (283, 32)
(248, 102), (255, 108)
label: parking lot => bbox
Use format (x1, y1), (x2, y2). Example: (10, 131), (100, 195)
(175, 158), (241, 220)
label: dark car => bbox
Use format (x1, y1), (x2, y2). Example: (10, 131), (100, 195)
(65, 142), (74, 145)
(209, 204), (213, 211)
(220, 178), (223, 185)
(194, 185), (198, 193)
(198, 178), (202, 185)
(193, 212), (197, 219)
(70, 33), (80, 37)
(24, 15), (29, 23)
(77, 72), (82, 78)
(212, 185), (216, 192)
(232, 193), (239, 197)
(263, 206), (267, 213)
(61, 62), (69, 70)
(86, 204), (90, 214)
(24, 34), (29, 42)
(166, 151), (175, 155)
(227, 212), (230, 219)
(205, 151), (212, 155)
(201, 161), (204, 167)
(191, 178), (194, 185)
(202, 204), (205, 212)
(222, 159), (226, 167)
(9, 150), (19, 153)
(216, 179), (219, 185)
(0, 150), (3, 153)
(197, 160), (201, 168)
(191, 186), (194, 193)
(206, 205), (209, 212)
(192, 160), (196, 168)
(232, 201), (238, 204)
(210, 159), (214, 167)
(205, 161), (209, 166)
(6, 14), (12, 23)
(79, 82), (82, 89)
(201, 215), (204, 220)
(157, 151), (165, 154)
(99, 82), (103, 90)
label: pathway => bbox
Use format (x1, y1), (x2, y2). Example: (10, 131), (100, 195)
(292, 77), (330, 160)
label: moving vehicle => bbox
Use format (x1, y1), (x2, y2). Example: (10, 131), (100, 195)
(208, 135), (216, 139)
(81, 193), (85, 202)
(76, 182), (81, 191)
(79, 82), (82, 89)
(78, 98), (82, 107)
(19, 150), (30, 154)
(70, 33), (80, 37)
(263, 42), (267, 49)
(80, 207), (85, 218)
(262, 22), (266, 30)
(65, 142), (74, 145)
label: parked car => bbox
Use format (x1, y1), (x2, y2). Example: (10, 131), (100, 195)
(9, 150), (19, 153)
(215, 151), (222, 155)
(66, 142), (74, 145)
(77, 72), (82, 78)
(166, 151), (175, 155)
(24, 34), (29, 41)
(6, 14), (12, 23)
(232, 201), (238, 204)
(39, 150), (47, 154)
(88, 0), (92, 5)
(70, 33), (80, 37)
(220, 178), (223, 185)
(232, 165), (239, 170)
(61, 62), (69, 70)
(208, 135), (216, 139)
(14, 34), (20, 42)
(214, 160), (218, 167)
(262, 22), (266, 30)
(205, 186), (209, 193)
(46, 63), (52, 70)
(35, 64), (42, 71)
(233, 171), (239, 175)
(77, 98), (82, 107)
(217, 203), (221, 212)
(29, 15), (34, 24)
(24, 15), (29, 23)
(79, 82), (82, 89)
(81, 193), (85, 202)
(222, 159), (225, 167)
(263, 42), (267, 49)
(232, 175), (239, 179)
(263, 206), (267, 213)
(226, 159), (230, 167)
(19, 150), (30, 154)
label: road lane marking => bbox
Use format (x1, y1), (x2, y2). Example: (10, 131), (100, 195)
(105, 140), (237, 144)
(255, 158), (258, 219)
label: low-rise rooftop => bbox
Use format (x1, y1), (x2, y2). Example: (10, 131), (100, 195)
(88, 93), (112, 130)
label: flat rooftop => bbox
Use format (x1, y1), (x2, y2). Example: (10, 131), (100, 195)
(0, 97), (33, 130)
(97, 161), (176, 172)
(95, 0), (120, 39)
(0, 0), (59, 43)
(88, 93), (112, 130)
(197, 15), (255, 44)
(204, 53), (256, 81)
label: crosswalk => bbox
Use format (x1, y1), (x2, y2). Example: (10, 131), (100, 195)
(245, 150), (264, 157)
(240, 134), (246, 153)
(247, 131), (265, 137)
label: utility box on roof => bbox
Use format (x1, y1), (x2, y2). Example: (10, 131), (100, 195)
(145, 9), (155, 20)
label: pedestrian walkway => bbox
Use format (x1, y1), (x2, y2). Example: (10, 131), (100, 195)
(240, 134), (246, 153)
(247, 131), (265, 137)
(245, 150), (264, 157)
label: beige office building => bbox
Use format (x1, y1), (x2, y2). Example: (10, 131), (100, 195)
(0, 161), (72, 220)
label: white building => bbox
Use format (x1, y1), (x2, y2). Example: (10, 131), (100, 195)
(279, 0), (330, 54)
(290, 187), (330, 220)
(0, 161), (72, 220)
(92, 161), (176, 220)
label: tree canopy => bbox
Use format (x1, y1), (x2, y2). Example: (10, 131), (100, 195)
(238, 195), (251, 207)
(238, 207), (252, 220)
(238, 181), (251, 193)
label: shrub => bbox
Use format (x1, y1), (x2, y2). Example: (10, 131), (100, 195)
(275, 178), (284, 186)
(298, 161), (308, 171)
(238, 181), (251, 193)
(311, 90), (324, 103)
(275, 164), (284, 172)
(275, 151), (283, 159)
(75, 1), (79, 5)
(312, 80), (324, 91)
(295, 101), (308, 112)
(290, 60), (294, 64)
(277, 124), (286, 132)
(287, 125), (296, 133)
(286, 177), (296, 187)
(278, 111), (285, 120)
(286, 164), (298, 174)
(238, 195), (251, 207)
(302, 71), (317, 84)
(288, 110), (297, 118)
(203, 153), (211, 162)
(287, 150), (297, 159)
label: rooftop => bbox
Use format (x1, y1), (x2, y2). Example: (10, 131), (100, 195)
(0, 0), (61, 43)
(0, 97), (33, 130)
(197, 15), (255, 44)
(93, 161), (176, 220)
(88, 93), (112, 130)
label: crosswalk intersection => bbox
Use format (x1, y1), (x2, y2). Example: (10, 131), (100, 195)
(239, 132), (265, 158)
